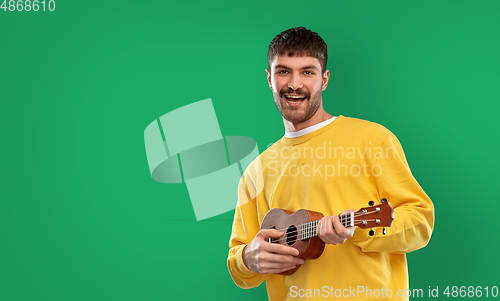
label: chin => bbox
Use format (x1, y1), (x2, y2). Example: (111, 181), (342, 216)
(284, 114), (309, 124)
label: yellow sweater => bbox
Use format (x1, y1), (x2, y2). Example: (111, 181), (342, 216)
(227, 115), (434, 301)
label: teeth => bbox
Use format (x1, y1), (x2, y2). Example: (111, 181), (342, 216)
(286, 95), (305, 99)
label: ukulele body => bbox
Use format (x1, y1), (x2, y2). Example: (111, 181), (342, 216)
(260, 208), (325, 275)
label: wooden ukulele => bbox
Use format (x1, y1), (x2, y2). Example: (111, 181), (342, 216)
(260, 199), (394, 275)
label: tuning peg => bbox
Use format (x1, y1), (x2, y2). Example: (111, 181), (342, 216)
(383, 227), (386, 235)
(368, 201), (374, 206)
(369, 228), (374, 236)
(381, 198), (387, 203)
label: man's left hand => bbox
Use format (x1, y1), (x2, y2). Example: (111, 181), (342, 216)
(317, 209), (356, 245)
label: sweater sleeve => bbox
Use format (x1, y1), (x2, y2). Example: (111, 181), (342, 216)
(227, 175), (267, 288)
(350, 134), (435, 253)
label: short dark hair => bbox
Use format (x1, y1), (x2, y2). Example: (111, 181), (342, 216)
(268, 27), (328, 74)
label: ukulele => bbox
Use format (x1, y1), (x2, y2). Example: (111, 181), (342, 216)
(260, 198), (394, 275)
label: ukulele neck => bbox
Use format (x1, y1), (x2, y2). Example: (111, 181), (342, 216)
(301, 212), (353, 240)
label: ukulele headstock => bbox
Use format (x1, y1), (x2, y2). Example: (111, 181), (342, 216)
(354, 198), (394, 230)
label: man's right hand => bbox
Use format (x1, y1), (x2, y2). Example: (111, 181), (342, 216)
(242, 229), (305, 275)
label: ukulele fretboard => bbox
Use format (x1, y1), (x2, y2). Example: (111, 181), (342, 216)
(300, 213), (354, 240)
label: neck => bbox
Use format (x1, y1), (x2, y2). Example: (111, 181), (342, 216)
(283, 108), (333, 132)
(301, 212), (353, 240)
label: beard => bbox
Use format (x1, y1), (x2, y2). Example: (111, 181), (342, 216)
(273, 87), (322, 124)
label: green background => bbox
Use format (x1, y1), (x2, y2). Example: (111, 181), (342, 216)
(1, 0), (499, 300)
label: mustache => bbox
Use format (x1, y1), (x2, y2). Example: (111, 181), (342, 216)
(280, 88), (310, 99)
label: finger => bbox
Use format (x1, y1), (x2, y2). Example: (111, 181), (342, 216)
(260, 252), (304, 265)
(317, 217), (325, 236)
(332, 215), (350, 238)
(258, 229), (285, 240)
(317, 217), (334, 244)
(264, 243), (300, 257)
(259, 260), (302, 270)
(327, 216), (343, 239)
(326, 216), (336, 235)
(318, 216), (330, 235)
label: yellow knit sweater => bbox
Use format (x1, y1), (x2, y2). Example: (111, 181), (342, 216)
(228, 115), (434, 300)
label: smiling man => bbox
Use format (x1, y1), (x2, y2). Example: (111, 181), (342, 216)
(227, 27), (434, 300)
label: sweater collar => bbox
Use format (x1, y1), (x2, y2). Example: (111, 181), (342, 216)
(280, 115), (345, 146)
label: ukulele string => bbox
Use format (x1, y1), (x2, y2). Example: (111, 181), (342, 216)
(268, 211), (379, 234)
(269, 219), (381, 244)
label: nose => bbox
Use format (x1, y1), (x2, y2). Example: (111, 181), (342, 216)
(288, 74), (303, 90)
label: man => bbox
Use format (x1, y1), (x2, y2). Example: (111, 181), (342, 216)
(227, 27), (434, 300)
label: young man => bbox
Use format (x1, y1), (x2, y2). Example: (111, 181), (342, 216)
(227, 27), (434, 300)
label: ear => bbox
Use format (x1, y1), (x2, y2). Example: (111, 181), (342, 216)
(266, 69), (273, 90)
(321, 69), (330, 91)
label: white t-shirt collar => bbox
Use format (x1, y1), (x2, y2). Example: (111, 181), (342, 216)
(284, 116), (337, 138)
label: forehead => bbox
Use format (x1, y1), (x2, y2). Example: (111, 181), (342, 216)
(270, 54), (321, 70)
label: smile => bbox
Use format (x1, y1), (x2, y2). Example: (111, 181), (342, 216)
(284, 94), (306, 106)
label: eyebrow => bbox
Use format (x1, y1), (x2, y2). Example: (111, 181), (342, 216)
(275, 64), (319, 71)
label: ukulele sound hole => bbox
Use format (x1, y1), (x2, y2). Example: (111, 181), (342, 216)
(286, 225), (298, 245)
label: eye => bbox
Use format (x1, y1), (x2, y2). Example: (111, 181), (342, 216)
(304, 71), (314, 75)
(277, 70), (288, 74)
